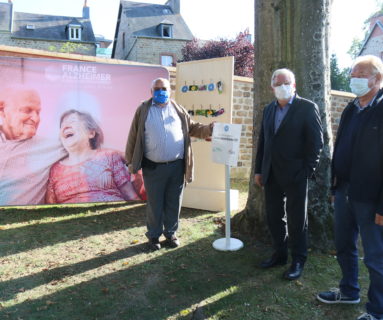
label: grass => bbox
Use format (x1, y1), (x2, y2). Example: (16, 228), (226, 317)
(0, 179), (369, 320)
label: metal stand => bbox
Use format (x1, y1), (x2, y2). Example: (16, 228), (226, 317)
(212, 165), (244, 251)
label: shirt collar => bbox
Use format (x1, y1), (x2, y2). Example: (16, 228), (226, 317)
(354, 94), (377, 112)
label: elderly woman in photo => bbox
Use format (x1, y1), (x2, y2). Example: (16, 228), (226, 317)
(46, 109), (144, 204)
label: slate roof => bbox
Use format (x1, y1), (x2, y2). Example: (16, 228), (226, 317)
(118, 1), (193, 40)
(11, 12), (96, 42)
(0, 2), (12, 31)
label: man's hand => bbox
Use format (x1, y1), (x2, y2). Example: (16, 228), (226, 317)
(254, 174), (263, 187)
(205, 122), (215, 142)
(375, 214), (383, 226)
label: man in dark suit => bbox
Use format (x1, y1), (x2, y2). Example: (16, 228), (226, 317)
(317, 55), (383, 320)
(255, 68), (323, 280)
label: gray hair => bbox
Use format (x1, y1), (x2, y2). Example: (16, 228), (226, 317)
(270, 68), (296, 87)
(352, 55), (383, 83)
(151, 77), (170, 89)
(60, 109), (104, 150)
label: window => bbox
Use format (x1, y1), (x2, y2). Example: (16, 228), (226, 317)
(158, 21), (174, 38)
(68, 25), (82, 41)
(161, 55), (174, 66)
(160, 24), (173, 38)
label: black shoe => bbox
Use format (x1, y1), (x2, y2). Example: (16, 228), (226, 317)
(148, 238), (161, 251)
(317, 288), (360, 304)
(164, 235), (180, 248)
(283, 261), (304, 280)
(260, 254), (287, 268)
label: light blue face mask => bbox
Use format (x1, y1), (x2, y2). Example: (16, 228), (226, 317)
(350, 77), (372, 97)
(153, 89), (169, 104)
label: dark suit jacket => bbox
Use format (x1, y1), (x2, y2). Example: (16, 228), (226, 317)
(255, 94), (323, 187)
(332, 89), (383, 213)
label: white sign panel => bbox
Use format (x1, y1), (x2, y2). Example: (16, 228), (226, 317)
(212, 123), (242, 167)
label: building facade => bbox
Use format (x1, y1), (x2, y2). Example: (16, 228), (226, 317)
(0, 0), (97, 56)
(359, 13), (383, 59)
(112, 0), (193, 66)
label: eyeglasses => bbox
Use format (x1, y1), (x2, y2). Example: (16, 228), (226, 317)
(153, 87), (168, 91)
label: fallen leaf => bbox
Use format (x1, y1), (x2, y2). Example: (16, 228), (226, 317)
(179, 309), (190, 316)
(46, 300), (55, 305)
(295, 280), (303, 286)
(131, 240), (139, 244)
(102, 288), (109, 294)
(122, 261), (129, 266)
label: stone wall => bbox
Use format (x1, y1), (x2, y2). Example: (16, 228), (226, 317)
(329, 90), (355, 137)
(231, 77), (254, 178)
(0, 33), (96, 56)
(122, 37), (188, 65)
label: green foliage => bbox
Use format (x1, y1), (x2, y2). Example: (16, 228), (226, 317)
(48, 42), (88, 54)
(347, 38), (364, 60)
(330, 54), (350, 92)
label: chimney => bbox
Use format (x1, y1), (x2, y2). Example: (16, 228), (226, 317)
(8, 0), (13, 31)
(165, 0), (180, 14)
(83, 0), (90, 19)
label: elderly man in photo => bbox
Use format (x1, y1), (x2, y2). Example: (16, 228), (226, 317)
(317, 55), (383, 320)
(255, 68), (323, 280)
(0, 86), (66, 205)
(125, 78), (213, 251)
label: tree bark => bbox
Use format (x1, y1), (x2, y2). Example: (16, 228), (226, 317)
(232, 0), (334, 250)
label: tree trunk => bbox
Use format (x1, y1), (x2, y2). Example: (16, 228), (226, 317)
(232, 0), (334, 250)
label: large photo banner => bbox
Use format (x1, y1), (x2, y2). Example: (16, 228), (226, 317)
(0, 56), (168, 207)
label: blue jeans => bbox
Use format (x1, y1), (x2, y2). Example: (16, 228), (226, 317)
(335, 183), (383, 318)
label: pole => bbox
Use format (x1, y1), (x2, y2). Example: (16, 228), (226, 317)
(212, 164), (243, 251)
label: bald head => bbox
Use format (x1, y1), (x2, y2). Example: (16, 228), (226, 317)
(0, 87), (41, 140)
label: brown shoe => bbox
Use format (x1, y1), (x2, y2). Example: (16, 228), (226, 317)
(164, 235), (180, 248)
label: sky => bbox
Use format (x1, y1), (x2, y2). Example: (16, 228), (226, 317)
(6, 0), (382, 69)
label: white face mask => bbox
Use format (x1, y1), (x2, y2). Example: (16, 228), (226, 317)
(349, 77), (372, 97)
(274, 84), (295, 100)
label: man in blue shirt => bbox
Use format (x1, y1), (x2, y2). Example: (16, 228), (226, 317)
(125, 78), (213, 251)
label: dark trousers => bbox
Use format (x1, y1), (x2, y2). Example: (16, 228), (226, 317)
(142, 159), (185, 239)
(335, 183), (383, 319)
(264, 171), (308, 263)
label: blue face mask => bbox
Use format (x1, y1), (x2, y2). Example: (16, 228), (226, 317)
(153, 89), (169, 104)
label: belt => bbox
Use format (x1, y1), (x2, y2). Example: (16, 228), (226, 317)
(142, 157), (182, 168)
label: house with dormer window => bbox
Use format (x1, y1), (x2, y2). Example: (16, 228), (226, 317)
(0, 0), (99, 56)
(112, 0), (193, 66)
